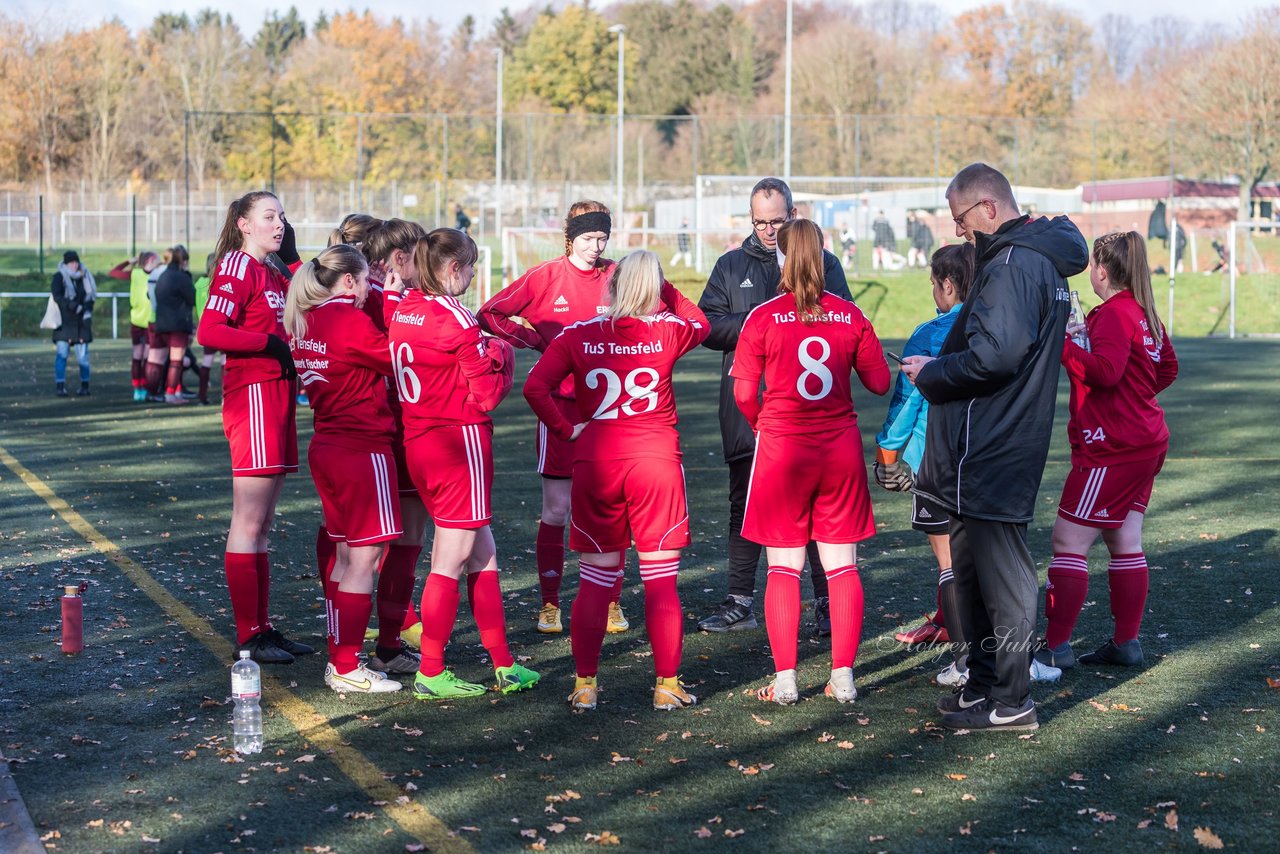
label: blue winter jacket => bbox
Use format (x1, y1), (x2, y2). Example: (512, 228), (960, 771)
(874, 304), (962, 472)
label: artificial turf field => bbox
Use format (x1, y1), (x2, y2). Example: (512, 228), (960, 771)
(1, 336), (1277, 853)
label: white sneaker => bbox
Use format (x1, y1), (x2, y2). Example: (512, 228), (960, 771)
(936, 661), (970, 688)
(824, 666), (857, 703)
(757, 669), (799, 705)
(1029, 658), (1062, 683)
(324, 663), (402, 694)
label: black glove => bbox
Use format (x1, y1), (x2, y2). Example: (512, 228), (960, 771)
(278, 215), (300, 266)
(873, 460), (913, 492)
(263, 334), (297, 381)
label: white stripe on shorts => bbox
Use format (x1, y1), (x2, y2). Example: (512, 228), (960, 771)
(1074, 466), (1108, 519)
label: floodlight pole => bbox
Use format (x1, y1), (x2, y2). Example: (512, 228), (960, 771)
(783, 0), (793, 180)
(495, 47), (504, 241)
(183, 111), (191, 247)
(608, 25), (627, 220)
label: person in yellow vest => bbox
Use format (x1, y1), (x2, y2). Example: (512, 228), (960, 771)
(193, 253), (220, 405)
(108, 251), (161, 401)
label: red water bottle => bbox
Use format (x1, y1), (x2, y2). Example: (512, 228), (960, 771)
(61, 583), (85, 654)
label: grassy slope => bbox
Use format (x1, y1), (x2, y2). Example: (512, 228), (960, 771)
(0, 338), (1276, 852)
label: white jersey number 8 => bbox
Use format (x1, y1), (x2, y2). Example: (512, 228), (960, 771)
(586, 366), (660, 420)
(391, 342), (421, 404)
(796, 336), (834, 401)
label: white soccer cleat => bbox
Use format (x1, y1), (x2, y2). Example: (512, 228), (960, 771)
(757, 669), (799, 705)
(824, 667), (857, 703)
(1029, 658), (1062, 683)
(324, 663), (402, 694)
(936, 661), (970, 688)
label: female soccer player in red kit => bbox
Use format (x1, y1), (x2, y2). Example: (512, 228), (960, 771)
(1034, 231), (1178, 670)
(386, 228), (541, 700)
(317, 215), (422, 678)
(197, 191), (313, 664)
(523, 250), (710, 712)
(479, 201), (628, 635)
(284, 244), (402, 693)
(733, 220), (890, 704)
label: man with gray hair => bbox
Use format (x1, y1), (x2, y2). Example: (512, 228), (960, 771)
(696, 177), (853, 634)
(902, 163), (1087, 731)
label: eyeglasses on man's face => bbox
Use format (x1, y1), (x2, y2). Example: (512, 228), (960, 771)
(952, 199), (992, 226)
(752, 217), (790, 232)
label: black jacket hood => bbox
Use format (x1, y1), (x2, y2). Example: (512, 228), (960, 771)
(740, 232), (775, 263)
(976, 215), (1089, 279)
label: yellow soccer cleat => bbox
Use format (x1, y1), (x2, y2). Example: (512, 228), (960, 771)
(567, 675), (598, 711)
(606, 601), (630, 633)
(653, 676), (697, 711)
(399, 621), (423, 650)
(537, 604), (563, 634)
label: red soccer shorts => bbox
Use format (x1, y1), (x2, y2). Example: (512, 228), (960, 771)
(146, 322), (163, 348)
(391, 439), (417, 496)
(309, 440), (402, 545)
(742, 427), (876, 547)
(1057, 454), (1165, 529)
(130, 324), (147, 346)
(405, 423), (493, 530)
(569, 457), (690, 553)
(151, 330), (189, 350)
(223, 379), (298, 476)
(536, 397), (581, 478)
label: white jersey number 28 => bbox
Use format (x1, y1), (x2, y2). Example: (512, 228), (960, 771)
(585, 366), (660, 420)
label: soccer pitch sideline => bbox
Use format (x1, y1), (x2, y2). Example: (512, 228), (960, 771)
(0, 338), (1276, 853)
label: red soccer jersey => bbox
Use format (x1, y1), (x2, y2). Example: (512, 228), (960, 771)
(523, 283), (709, 462)
(196, 250), (290, 393)
(385, 289), (514, 442)
(731, 292), (889, 436)
(292, 294), (395, 450)
(478, 255), (615, 398)
(1062, 290), (1178, 465)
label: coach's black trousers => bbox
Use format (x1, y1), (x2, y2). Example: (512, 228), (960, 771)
(948, 514), (1037, 708)
(726, 458), (829, 600)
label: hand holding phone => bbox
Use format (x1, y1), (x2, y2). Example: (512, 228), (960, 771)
(886, 351), (906, 365)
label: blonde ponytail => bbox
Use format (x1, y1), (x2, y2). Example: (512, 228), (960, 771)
(283, 244), (367, 341)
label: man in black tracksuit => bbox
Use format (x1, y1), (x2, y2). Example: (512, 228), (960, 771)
(903, 163), (1087, 731)
(696, 177), (854, 633)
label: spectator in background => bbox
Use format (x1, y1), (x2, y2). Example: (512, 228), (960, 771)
(872, 210), (896, 271)
(193, 253), (220, 405)
(839, 221), (857, 270)
(51, 250), (95, 397)
(670, 218), (693, 268)
(454, 203), (472, 235)
(109, 251), (160, 401)
(908, 211), (934, 268)
(154, 245), (196, 405)
(141, 250), (172, 402)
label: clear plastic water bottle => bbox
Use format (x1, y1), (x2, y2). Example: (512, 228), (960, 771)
(231, 650), (263, 755)
(1068, 290), (1091, 351)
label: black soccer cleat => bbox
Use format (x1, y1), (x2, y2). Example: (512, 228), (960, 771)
(1078, 638), (1143, 667)
(697, 597), (758, 632)
(262, 628), (315, 657)
(813, 596), (832, 637)
(235, 632), (294, 665)
(1033, 640), (1076, 669)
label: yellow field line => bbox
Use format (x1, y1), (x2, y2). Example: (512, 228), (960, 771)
(0, 444), (473, 854)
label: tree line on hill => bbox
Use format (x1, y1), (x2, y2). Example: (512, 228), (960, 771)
(0, 0), (1277, 201)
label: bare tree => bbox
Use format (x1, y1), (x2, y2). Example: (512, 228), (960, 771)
(1095, 13), (1136, 80)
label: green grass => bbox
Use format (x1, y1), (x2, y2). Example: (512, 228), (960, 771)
(0, 337), (1276, 852)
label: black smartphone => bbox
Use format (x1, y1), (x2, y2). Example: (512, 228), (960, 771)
(886, 351), (906, 365)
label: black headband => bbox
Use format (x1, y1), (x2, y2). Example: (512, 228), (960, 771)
(566, 211), (612, 241)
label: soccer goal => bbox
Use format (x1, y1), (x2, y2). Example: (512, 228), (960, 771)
(500, 226), (742, 282)
(1226, 221), (1274, 338)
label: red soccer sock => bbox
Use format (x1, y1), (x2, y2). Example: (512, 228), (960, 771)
(377, 544), (420, 649)
(418, 573), (460, 678)
(764, 565), (802, 672)
(131, 359), (143, 386)
(330, 590), (373, 673)
(166, 359), (183, 392)
(609, 563), (625, 606)
(1044, 553), (1090, 648)
(316, 527), (337, 601)
(639, 558), (683, 679)
(401, 601), (421, 631)
(1107, 553), (1149, 644)
(570, 558), (620, 678)
(224, 552), (261, 644)
(254, 552), (271, 632)
(826, 565), (864, 669)
(467, 569), (514, 669)
(144, 360), (164, 395)
(535, 522), (566, 607)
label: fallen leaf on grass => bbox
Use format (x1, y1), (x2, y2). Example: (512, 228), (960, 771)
(1165, 809), (1179, 831)
(959, 822), (972, 836)
(1266, 677), (1280, 689)
(1088, 700), (1108, 712)
(724, 829), (745, 838)
(961, 793), (976, 802)
(405, 845), (427, 852)
(694, 827), (713, 839)
(1137, 820), (1153, 829)
(584, 830), (621, 845)
(1193, 827), (1224, 849)
(751, 714), (772, 726)
(836, 741), (855, 749)
(946, 773), (967, 781)
(546, 790), (582, 803)
(817, 732), (835, 743)
(547, 823), (566, 834)
(520, 829), (537, 839)
(295, 755), (316, 763)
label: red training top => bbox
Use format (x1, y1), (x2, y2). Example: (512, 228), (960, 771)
(1062, 290), (1178, 465)
(731, 292), (889, 435)
(196, 250), (290, 393)
(523, 282), (709, 462)
(292, 294), (395, 450)
(384, 289), (514, 442)
(478, 255), (615, 398)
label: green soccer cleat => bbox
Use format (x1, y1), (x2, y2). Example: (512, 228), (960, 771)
(495, 663), (541, 694)
(411, 669), (488, 701)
